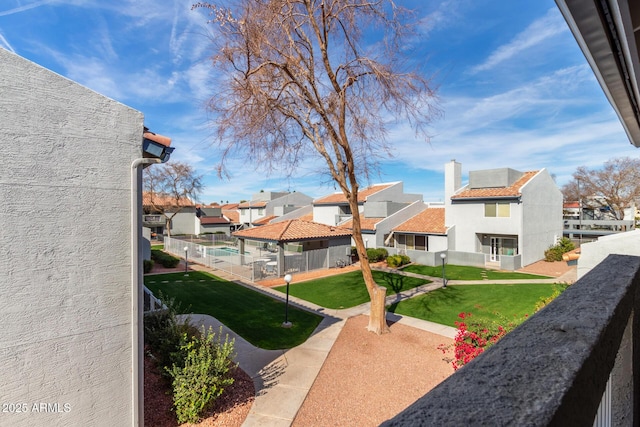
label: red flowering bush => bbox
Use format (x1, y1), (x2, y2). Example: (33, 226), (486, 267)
(449, 312), (507, 370)
(439, 312), (527, 371)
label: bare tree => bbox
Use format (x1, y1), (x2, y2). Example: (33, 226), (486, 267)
(561, 157), (640, 220)
(144, 162), (204, 236)
(193, 0), (440, 334)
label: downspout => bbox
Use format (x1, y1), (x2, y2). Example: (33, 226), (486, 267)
(132, 157), (161, 427)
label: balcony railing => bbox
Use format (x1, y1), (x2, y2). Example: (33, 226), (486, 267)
(382, 254), (640, 426)
(142, 214), (164, 224)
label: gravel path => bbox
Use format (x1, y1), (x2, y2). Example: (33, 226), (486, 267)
(292, 315), (455, 426)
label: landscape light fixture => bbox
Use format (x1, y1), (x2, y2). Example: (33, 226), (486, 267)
(440, 253), (447, 288)
(184, 246), (189, 276)
(282, 274), (293, 328)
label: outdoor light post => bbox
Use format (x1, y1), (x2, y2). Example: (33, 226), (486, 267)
(184, 246), (189, 276)
(440, 253), (447, 288)
(282, 274), (293, 328)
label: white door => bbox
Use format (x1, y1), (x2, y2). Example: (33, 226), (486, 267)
(490, 237), (500, 262)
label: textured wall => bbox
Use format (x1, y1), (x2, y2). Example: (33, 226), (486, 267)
(382, 254), (640, 426)
(0, 49), (142, 426)
(520, 169), (563, 266)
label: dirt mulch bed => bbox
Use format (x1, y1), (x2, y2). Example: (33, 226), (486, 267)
(144, 351), (255, 427)
(518, 259), (575, 278)
(292, 315), (455, 426)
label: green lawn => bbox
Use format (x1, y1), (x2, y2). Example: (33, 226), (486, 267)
(274, 270), (431, 309)
(145, 271), (322, 350)
(402, 264), (551, 280)
(151, 244), (164, 250)
(388, 283), (567, 327)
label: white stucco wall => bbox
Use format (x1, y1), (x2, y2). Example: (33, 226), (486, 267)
(168, 209), (197, 235)
(447, 199), (523, 253)
(520, 169), (563, 266)
(313, 204), (346, 225)
(578, 230), (640, 279)
(0, 49), (141, 426)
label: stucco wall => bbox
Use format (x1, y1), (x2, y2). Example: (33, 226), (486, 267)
(520, 169), (563, 266)
(447, 199), (523, 253)
(168, 209), (198, 235)
(313, 204), (345, 225)
(0, 49), (141, 426)
(578, 229), (640, 279)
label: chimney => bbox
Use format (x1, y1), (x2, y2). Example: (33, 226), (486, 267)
(444, 160), (462, 204)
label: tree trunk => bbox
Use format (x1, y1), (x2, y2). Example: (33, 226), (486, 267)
(348, 197), (389, 334)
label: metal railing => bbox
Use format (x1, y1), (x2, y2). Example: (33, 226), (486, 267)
(164, 236), (350, 281)
(382, 254), (640, 426)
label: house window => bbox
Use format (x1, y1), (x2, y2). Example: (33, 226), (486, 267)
(258, 208), (265, 215)
(396, 234), (427, 251)
(485, 202), (510, 217)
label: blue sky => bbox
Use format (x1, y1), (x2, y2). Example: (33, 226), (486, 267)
(2, 0), (638, 203)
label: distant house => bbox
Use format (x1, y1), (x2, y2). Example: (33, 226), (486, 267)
(219, 203), (241, 231)
(196, 206), (232, 235)
(142, 192), (195, 235)
(445, 160), (563, 269)
(238, 191), (313, 228)
(390, 207), (449, 265)
(313, 182), (426, 247)
(0, 48), (171, 425)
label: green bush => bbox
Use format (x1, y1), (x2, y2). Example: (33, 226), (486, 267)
(151, 249), (180, 268)
(144, 293), (192, 370)
(366, 248), (388, 262)
(386, 254), (411, 268)
(144, 259), (155, 274)
(167, 326), (236, 424)
(544, 237), (575, 262)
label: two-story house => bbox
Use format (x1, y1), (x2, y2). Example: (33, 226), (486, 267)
(313, 182), (426, 247)
(445, 160), (563, 269)
(238, 191), (313, 228)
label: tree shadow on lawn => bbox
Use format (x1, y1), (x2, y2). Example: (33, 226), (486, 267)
(387, 285), (463, 317)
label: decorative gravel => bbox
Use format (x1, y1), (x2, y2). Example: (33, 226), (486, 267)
(292, 315), (454, 426)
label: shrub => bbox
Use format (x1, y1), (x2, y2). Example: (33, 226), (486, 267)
(151, 249), (181, 268)
(143, 259), (155, 274)
(544, 237), (575, 262)
(144, 294), (191, 370)
(386, 254), (411, 268)
(439, 312), (527, 371)
(534, 286), (565, 313)
(366, 247), (388, 262)
(167, 326), (236, 424)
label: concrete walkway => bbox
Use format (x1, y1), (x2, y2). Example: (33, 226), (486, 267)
(168, 261), (573, 426)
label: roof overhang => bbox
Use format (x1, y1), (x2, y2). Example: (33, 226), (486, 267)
(556, 0), (640, 146)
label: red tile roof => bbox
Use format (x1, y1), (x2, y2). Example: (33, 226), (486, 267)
(340, 217), (385, 231)
(223, 210), (240, 223)
(253, 215), (277, 225)
(299, 212), (314, 221)
(200, 217), (230, 225)
(564, 202), (580, 209)
(143, 192), (194, 207)
(220, 203), (239, 210)
(232, 219), (352, 242)
(313, 184), (392, 205)
(238, 201), (268, 208)
(451, 171), (538, 199)
(393, 208), (446, 234)
(143, 130), (171, 147)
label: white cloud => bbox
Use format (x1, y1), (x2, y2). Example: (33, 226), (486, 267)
(0, 32), (15, 52)
(470, 8), (567, 74)
(0, 0), (55, 17)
